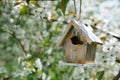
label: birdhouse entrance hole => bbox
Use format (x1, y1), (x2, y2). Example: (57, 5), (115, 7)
(71, 36), (83, 45)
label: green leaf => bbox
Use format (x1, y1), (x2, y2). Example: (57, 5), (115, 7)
(84, 77), (88, 80)
(56, 0), (69, 14)
(14, 1), (22, 6)
(96, 71), (105, 80)
(30, 1), (40, 7)
(42, 41), (50, 47)
(36, 69), (42, 75)
(25, 62), (34, 68)
(20, 5), (29, 15)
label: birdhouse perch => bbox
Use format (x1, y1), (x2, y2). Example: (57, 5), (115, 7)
(58, 19), (103, 64)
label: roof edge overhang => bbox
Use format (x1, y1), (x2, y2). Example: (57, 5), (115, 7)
(90, 41), (103, 45)
(57, 20), (75, 46)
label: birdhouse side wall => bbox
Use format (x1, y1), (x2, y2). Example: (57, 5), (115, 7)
(86, 43), (97, 63)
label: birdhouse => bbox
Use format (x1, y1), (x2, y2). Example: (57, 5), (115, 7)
(58, 20), (103, 64)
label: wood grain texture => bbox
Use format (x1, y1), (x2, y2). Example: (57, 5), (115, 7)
(86, 43), (96, 63)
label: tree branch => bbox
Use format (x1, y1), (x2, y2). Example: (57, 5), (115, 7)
(97, 27), (120, 41)
(1, 29), (28, 55)
(9, 31), (28, 55)
(113, 70), (120, 80)
(91, 20), (120, 41)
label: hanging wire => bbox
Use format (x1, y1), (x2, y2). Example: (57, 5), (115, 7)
(73, 0), (82, 20)
(79, 0), (82, 20)
(73, 0), (77, 18)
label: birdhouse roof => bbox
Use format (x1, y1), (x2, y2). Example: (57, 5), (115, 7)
(58, 19), (103, 46)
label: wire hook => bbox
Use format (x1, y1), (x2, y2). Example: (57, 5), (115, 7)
(73, 0), (82, 20)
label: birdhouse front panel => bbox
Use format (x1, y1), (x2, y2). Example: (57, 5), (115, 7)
(71, 44), (87, 63)
(64, 27), (87, 64)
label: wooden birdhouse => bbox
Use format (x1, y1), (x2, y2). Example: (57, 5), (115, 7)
(58, 20), (103, 64)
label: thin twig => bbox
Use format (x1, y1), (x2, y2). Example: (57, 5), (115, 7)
(92, 20), (120, 41)
(113, 70), (120, 80)
(10, 31), (28, 55)
(1, 29), (28, 55)
(97, 27), (120, 41)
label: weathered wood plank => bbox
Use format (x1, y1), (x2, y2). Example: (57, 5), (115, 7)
(86, 43), (96, 63)
(59, 61), (96, 67)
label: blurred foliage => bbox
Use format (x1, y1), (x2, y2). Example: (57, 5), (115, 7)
(56, 0), (69, 14)
(0, 0), (120, 80)
(96, 71), (105, 80)
(20, 5), (29, 15)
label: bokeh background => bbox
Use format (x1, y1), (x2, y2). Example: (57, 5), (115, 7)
(0, 0), (120, 80)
